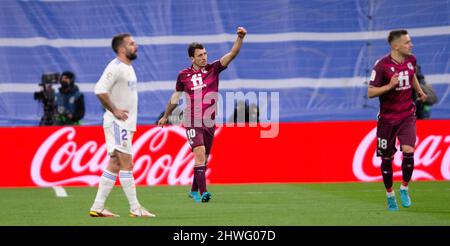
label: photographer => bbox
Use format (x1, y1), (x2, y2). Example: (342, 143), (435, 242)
(229, 100), (260, 123)
(55, 71), (85, 125)
(34, 73), (58, 126)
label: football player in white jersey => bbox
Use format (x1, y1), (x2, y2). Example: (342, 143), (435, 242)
(89, 33), (155, 218)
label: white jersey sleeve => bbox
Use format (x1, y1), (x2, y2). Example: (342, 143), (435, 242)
(95, 61), (119, 95)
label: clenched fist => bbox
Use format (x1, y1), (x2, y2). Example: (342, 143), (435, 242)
(237, 27), (247, 39)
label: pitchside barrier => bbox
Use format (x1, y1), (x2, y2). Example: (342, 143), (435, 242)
(1, 120), (449, 187)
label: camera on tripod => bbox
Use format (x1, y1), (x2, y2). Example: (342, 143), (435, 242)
(34, 73), (60, 126)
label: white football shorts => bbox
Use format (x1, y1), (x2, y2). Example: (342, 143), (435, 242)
(104, 121), (134, 155)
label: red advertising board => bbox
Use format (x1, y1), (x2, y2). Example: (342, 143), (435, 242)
(1, 120), (449, 187)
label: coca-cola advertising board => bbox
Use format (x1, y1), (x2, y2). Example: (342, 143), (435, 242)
(1, 120), (449, 187)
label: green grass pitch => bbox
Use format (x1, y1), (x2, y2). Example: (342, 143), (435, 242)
(0, 181), (449, 226)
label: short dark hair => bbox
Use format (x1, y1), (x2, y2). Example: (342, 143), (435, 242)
(388, 29), (408, 44)
(188, 42), (204, 57)
(61, 71), (75, 83)
(112, 33), (131, 54)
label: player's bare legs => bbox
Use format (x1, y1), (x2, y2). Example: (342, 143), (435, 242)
(115, 150), (155, 217)
(399, 145), (414, 208)
(90, 154), (120, 217)
(107, 154), (121, 173)
(192, 145), (211, 202)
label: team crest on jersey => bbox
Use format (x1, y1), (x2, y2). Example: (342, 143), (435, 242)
(407, 62), (414, 70)
(201, 68), (207, 74)
(390, 67), (395, 72)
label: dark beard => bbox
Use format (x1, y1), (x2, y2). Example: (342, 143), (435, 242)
(126, 52), (137, 60)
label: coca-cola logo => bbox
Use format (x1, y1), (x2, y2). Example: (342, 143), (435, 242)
(31, 126), (218, 187)
(353, 127), (450, 181)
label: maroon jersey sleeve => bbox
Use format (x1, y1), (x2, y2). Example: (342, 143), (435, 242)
(212, 60), (227, 73)
(175, 73), (184, 92)
(369, 60), (385, 87)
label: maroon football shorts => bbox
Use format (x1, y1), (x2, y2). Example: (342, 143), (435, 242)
(185, 126), (216, 155)
(376, 114), (416, 157)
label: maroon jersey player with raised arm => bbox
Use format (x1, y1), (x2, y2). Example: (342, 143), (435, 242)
(159, 27), (247, 203)
(368, 29), (427, 211)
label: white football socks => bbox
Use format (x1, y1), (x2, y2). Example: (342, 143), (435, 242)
(119, 170), (140, 211)
(386, 191), (395, 197)
(91, 170), (117, 211)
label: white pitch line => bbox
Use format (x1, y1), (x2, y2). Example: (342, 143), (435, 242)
(52, 186), (68, 197)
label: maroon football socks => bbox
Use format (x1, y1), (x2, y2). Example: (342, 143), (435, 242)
(381, 158), (393, 192)
(191, 165), (207, 192)
(194, 165), (207, 195)
(402, 152), (414, 185)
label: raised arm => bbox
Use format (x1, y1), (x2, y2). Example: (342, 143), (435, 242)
(220, 27), (247, 67)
